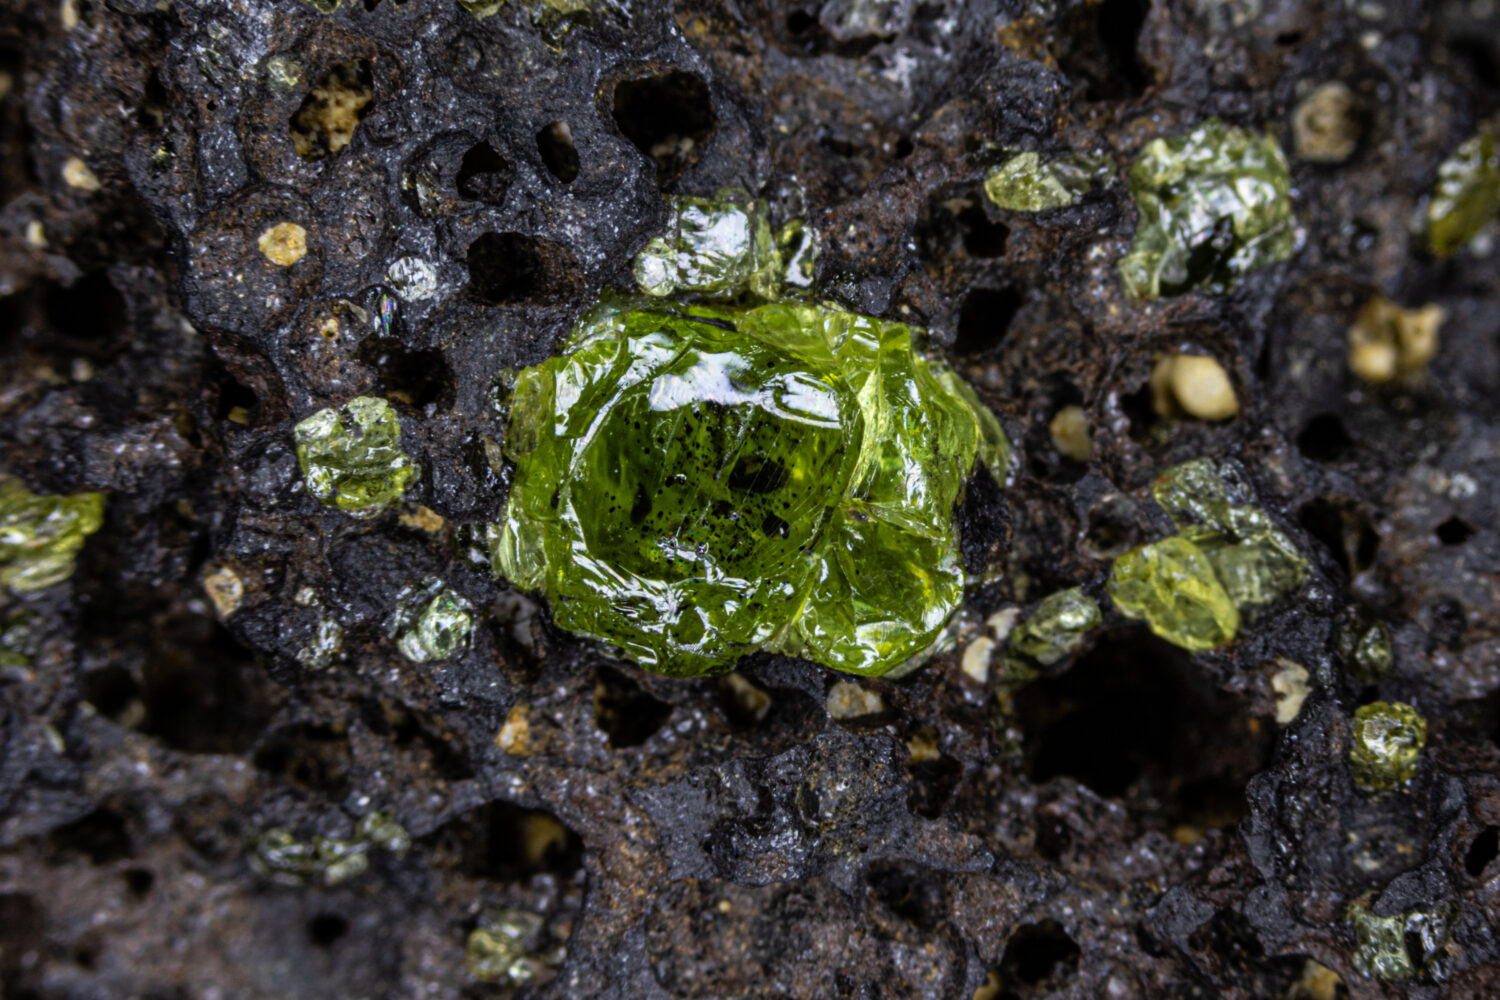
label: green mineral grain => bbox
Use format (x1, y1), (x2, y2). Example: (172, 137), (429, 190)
(391, 579), (474, 663)
(1337, 606), (1394, 684)
(0, 479), (105, 593)
(1350, 701), (1425, 792)
(1119, 119), (1297, 300)
(634, 191), (779, 300)
(1348, 899), (1456, 982)
(1108, 536), (1240, 651)
(1010, 587), (1101, 665)
(982, 151), (1113, 212)
(466, 911), (560, 984)
(490, 293), (1009, 677)
(1427, 126), (1500, 258)
(294, 396), (417, 518)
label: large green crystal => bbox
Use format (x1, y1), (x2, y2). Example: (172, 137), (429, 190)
(294, 396), (417, 518)
(1349, 701), (1425, 792)
(1426, 126), (1500, 258)
(489, 294), (1009, 677)
(1107, 536), (1240, 651)
(0, 479), (105, 593)
(1119, 119), (1297, 300)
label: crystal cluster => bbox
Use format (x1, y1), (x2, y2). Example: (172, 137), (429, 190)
(1119, 119), (1297, 300)
(1427, 125), (1499, 258)
(0, 478), (105, 593)
(489, 294), (1009, 677)
(293, 396), (417, 518)
(1348, 898), (1455, 982)
(1108, 458), (1305, 650)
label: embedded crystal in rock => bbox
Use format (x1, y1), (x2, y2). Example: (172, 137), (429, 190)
(490, 294), (1009, 677)
(294, 396), (417, 518)
(633, 190), (778, 300)
(1427, 125), (1500, 258)
(1107, 536), (1239, 651)
(0, 479), (105, 593)
(1349, 701), (1425, 792)
(1009, 587), (1100, 666)
(1119, 119), (1297, 300)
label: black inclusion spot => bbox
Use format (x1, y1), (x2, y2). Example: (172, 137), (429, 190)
(1467, 826), (1499, 878)
(761, 513), (789, 538)
(1297, 412), (1354, 463)
(308, 913), (349, 948)
(630, 484), (652, 525)
(954, 286), (1023, 356)
(536, 120), (580, 183)
(611, 69), (716, 185)
(1437, 517), (1475, 546)
(729, 457), (789, 495)
(455, 142), (514, 205)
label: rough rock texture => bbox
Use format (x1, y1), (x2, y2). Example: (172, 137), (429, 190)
(1, 0), (1499, 997)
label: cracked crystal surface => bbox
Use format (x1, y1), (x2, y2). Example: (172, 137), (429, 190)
(489, 294), (1009, 676)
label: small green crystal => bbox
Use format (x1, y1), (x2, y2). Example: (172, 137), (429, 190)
(0, 479), (105, 593)
(633, 190), (779, 300)
(1108, 536), (1240, 651)
(0, 610), (37, 669)
(1010, 587), (1101, 666)
(390, 578), (474, 663)
(466, 911), (559, 985)
(1337, 606), (1394, 685)
(1350, 701), (1425, 792)
(982, 151), (1113, 212)
(490, 293), (1009, 677)
(1348, 898), (1456, 982)
(294, 396), (417, 518)
(1119, 119), (1297, 300)
(1427, 126), (1500, 258)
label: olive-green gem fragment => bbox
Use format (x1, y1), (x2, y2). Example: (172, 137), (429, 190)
(1427, 126), (1500, 258)
(1010, 587), (1101, 666)
(391, 579), (474, 663)
(0, 610), (37, 668)
(1348, 899), (1456, 982)
(294, 396), (417, 518)
(466, 911), (558, 985)
(1337, 606), (1393, 685)
(634, 190), (779, 300)
(982, 151), (1113, 212)
(490, 293), (1009, 677)
(1119, 119), (1297, 300)
(0, 479), (105, 593)
(1349, 701), (1425, 792)
(1108, 536), (1240, 651)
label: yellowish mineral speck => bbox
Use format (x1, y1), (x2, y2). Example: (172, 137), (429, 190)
(202, 565), (244, 619)
(398, 505), (447, 533)
(826, 680), (884, 719)
(1151, 353), (1239, 421)
(1347, 294), (1443, 383)
(1293, 82), (1360, 163)
(258, 222), (309, 267)
(1049, 405), (1092, 461)
(496, 705), (533, 756)
(1289, 958), (1346, 1000)
(1271, 658), (1310, 724)
(721, 672), (772, 724)
(24, 220), (46, 248)
(961, 635), (996, 683)
(62, 156), (100, 192)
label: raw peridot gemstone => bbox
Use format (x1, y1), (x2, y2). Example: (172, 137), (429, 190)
(490, 293), (1009, 677)
(389, 578), (474, 663)
(982, 151), (1113, 212)
(1349, 701), (1425, 792)
(0, 479), (105, 593)
(634, 190), (779, 300)
(1107, 536), (1239, 651)
(1348, 899), (1456, 983)
(1119, 119), (1297, 301)
(1150, 457), (1306, 609)
(1010, 586), (1100, 666)
(1337, 605), (1394, 685)
(1427, 126), (1500, 258)
(294, 396), (417, 518)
